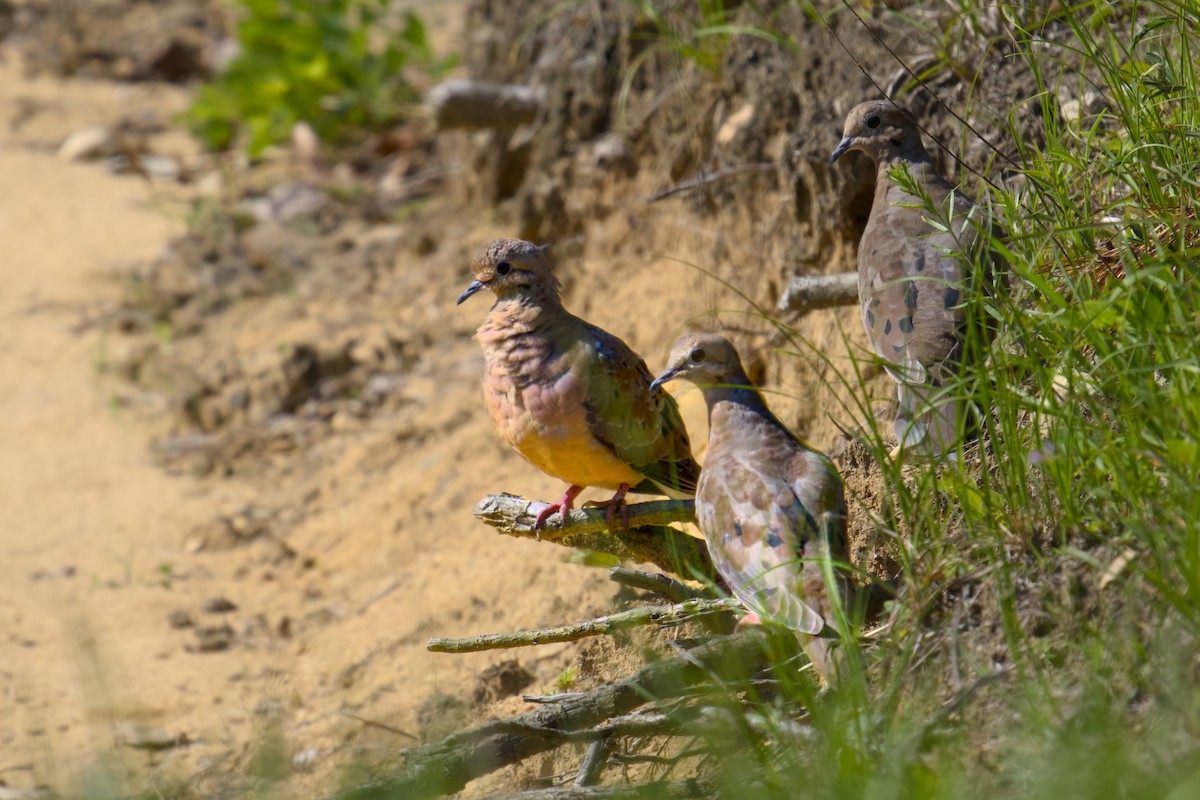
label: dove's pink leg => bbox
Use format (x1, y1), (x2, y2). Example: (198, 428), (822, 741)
(734, 612), (762, 631)
(534, 485), (585, 532)
(586, 483), (631, 529)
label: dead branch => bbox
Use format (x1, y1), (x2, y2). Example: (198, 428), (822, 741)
(574, 737), (612, 787)
(332, 631), (769, 799)
(427, 598), (742, 653)
(645, 163), (776, 202)
(480, 779), (717, 799)
(473, 494), (715, 582)
(524, 692), (589, 704)
(427, 80), (545, 129)
(775, 272), (858, 317)
(608, 567), (706, 603)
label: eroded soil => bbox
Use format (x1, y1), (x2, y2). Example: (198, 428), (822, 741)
(0, 1), (979, 796)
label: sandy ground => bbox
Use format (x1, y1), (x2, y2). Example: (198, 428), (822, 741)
(0, 12), (878, 791)
(0, 52), (666, 797)
(0, 56), (221, 788)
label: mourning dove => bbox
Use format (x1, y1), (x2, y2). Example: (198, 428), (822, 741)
(651, 333), (848, 677)
(831, 100), (997, 459)
(458, 239), (700, 530)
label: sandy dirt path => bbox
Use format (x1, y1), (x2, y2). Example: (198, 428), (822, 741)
(0, 59), (233, 790)
(0, 53), (622, 797)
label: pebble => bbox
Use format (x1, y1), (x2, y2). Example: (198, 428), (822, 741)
(203, 596), (238, 614)
(57, 127), (114, 162)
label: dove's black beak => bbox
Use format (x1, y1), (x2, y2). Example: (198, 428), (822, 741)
(649, 367), (682, 395)
(830, 137), (853, 164)
(457, 279), (485, 305)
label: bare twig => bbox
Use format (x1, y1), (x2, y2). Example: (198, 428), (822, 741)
(427, 598), (742, 653)
(473, 494), (715, 581)
(331, 631), (770, 799)
(427, 80), (545, 129)
(574, 737), (612, 787)
(524, 692), (589, 704)
(357, 579), (401, 615)
(608, 567), (706, 603)
(775, 272), (858, 317)
(340, 711), (419, 741)
(646, 163), (776, 203)
(479, 779), (717, 800)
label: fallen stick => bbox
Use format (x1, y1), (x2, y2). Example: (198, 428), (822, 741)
(427, 598), (742, 653)
(573, 737), (612, 787)
(473, 494), (716, 582)
(479, 780), (717, 800)
(332, 631), (769, 799)
(775, 271), (858, 317)
(427, 79), (545, 129)
(646, 163), (776, 203)
(608, 566), (707, 603)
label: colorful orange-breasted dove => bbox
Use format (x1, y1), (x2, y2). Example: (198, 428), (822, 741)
(652, 333), (848, 676)
(458, 239), (700, 530)
(831, 100), (998, 459)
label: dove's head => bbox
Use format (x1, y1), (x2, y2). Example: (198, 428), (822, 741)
(651, 333), (750, 394)
(830, 100), (927, 165)
(457, 238), (561, 305)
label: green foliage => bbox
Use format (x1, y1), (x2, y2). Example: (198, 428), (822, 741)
(578, 2), (1200, 798)
(185, 0), (453, 157)
(613, 0), (790, 118)
(708, 3), (1200, 798)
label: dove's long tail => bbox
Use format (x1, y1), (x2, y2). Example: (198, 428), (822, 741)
(895, 381), (961, 460)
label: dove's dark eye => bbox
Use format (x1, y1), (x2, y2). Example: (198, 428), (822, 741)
(866, 114), (881, 129)
(689, 347), (706, 363)
(495, 261), (512, 276)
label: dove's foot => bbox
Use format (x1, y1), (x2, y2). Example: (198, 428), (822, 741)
(585, 483), (631, 530)
(533, 485), (585, 532)
(734, 612), (763, 631)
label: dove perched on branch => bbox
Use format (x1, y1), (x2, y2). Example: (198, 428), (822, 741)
(832, 100), (1000, 459)
(652, 333), (849, 678)
(458, 239), (700, 530)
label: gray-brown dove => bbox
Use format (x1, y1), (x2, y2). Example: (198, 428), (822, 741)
(652, 333), (848, 677)
(831, 99), (997, 459)
(458, 239), (700, 530)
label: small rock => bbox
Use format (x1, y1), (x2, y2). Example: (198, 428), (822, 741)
(293, 747), (321, 769)
(115, 721), (189, 751)
(362, 373), (404, 404)
(1059, 98), (1084, 123)
(107, 153), (181, 180)
(188, 624), (235, 653)
(203, 597), (238, 614)
(168, 610), (195, 630)
(58, 127), (114, 162)
(242, 182), (327, 223)
(717, 104), (755, 146)
(590, 132), (633, 173)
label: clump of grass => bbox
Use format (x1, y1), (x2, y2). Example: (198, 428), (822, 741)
(185, 0), (454, 157)
(689, 2), (1200, 798)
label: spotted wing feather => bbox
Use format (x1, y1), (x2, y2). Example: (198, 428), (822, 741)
(697, 436), (844, 635)
(863, 177), (986, 454)
(580, 325), (700, 496)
